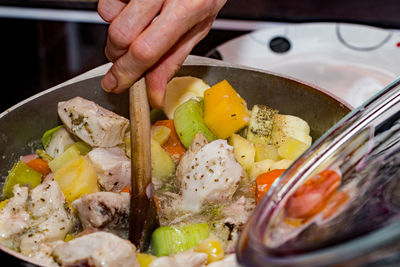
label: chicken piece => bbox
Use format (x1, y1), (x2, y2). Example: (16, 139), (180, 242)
(72, 192), (130, 238)
(149, 250), (208, 267)
(29, 241), (64, 267)
(177, 139), (245, 213)
(0, 185), (30, 247)
(176, 133), (208, 184)
(188, 133), (209, 154)
(86, 147), (131, 192)
(207, 254), (239, 267)
(213, 196), (255, 253)
(52, 231), (139, 267)
(19, 181), (75, 256)
(58, 97), (129, 147)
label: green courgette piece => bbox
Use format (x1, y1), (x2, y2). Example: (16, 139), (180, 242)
(48, 145), (80, 172)
(151, 223), (210, 256)
(173, 98), (216, 149)
(2, 161), (42, 198)
(64, 141), (92, 156)
(36, 149), (54, 162)
(41, 125), (64, 148)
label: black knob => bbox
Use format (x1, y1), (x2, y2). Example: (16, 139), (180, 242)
(269, 36), (291, 53)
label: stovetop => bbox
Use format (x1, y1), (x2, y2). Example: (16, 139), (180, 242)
(0, 0), (97, 10)
(1, 0), (400, 28)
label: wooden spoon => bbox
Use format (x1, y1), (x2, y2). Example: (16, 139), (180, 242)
(128, 78), (159, 251)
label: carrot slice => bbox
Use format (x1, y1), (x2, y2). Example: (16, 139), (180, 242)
(154, 120), (186, 162)
(154, 195), (160, 213)
(120, 186), (131, 193)
(256, 169), (286, 203)
(26, 158), (51, 176)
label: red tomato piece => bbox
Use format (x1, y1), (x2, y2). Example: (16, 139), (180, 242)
(285, 170), (341, 219)
(322, 191), (349, 220)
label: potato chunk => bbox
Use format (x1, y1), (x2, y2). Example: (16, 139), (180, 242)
(229, 134), (255, 171)
(53, 156), (100, 202)
(151, 139), (175, 181)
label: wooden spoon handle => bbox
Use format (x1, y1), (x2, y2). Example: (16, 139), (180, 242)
(129, 78), (159, 251)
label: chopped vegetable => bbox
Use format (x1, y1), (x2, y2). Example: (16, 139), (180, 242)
(19, 154), (37, 164)
(44, 126), (75, 158)
(0, 199), (10, 210)
(120, 186), (130, 193)
(256, 169), (286, 203)
(64, 141), (92, 156)
(249, 159), (275, 179)
(322, 191), (349, 220)
(174, 98), (216, 149)
(151, 139), (175, 180)
(163, 76), (210, 119)
(203, 80), (250, 139)
(25, 158), (51, 176)
(136, 253), (156, 267)
(151, 223), (210, 256)
(64, 234), (75, 242)
(286, 170), (341, 219)
(53, 156), (100, 203)
(271, 159), (294, 170)
(154, 120), (186, 162)
(254, 143), (281, 161)
(194, 236), (224, 263)
(271, 114), (312, 160)
(278, 136), (311, 160)
(2, 161), (42, 198)
(273, 114), (310, 134)
(41, 125), (64, 148)
(48, 145), (80, 172)
(229, 133), (255, 171)
(36, 149), (53, 162)
(246, 104), (277, 144)
(154, 195), (161, 213)
(151, 125), (171, 146)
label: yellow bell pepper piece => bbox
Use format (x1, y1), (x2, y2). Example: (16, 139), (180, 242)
(53, 156), (99, 203)
(204, 80), (250, 139)
(64, 233), (75, 242)
(136, 253), (156, 267)
(194, 236), (224, 264)
(0, 199), (10, 211)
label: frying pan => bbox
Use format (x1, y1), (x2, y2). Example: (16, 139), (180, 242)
(0, 56), (350, 266)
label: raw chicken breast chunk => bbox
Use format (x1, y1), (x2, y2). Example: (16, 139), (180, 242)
(58, 97), (129, 147)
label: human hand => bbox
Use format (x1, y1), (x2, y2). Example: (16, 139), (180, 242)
(98, 0), (226, 108)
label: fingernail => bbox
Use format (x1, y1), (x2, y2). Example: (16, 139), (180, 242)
(102, 72), (117, 92)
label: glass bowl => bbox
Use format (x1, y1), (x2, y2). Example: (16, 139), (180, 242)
(237, 77), (400, 266)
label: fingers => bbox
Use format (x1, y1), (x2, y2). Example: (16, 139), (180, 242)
(101, 0), (227, 97)
(145, 17), (215, 109)
(102, 0), (210, 93)
(97, 0), (127, 23)
(105, 0), (164, 62)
